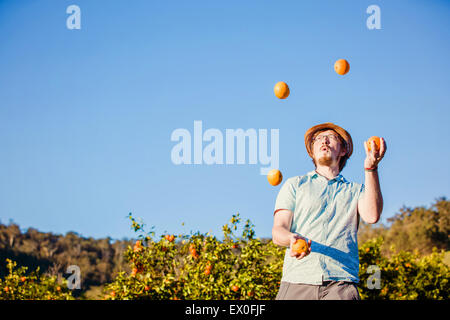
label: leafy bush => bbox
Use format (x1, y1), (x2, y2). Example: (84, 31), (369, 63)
(359, 237), (449, 299)
(104, 214), (449, 300)
(3, 212), (448, 300)
(0, 259), (74, 300)
(103, 213), (284, 300)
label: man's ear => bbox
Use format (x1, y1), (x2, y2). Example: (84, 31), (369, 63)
(338, 143), (347, 157)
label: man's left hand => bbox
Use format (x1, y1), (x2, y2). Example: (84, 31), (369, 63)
(364, 137), (387, 169)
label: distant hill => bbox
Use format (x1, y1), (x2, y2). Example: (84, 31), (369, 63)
(358, 197), (449, 256)
(0, 224), (133, 297)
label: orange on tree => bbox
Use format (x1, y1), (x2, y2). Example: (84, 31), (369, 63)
(274, 81), (290, 99)
(204, 263), (212, 275)
(165, 234), (175, 242)
(367, 136), (381, 152)
(267, 169), (283, 186)
(334, 59), (350, 75)
(292, 238), (309, 255)
(231, 285), (239, 292)
(133, 240), (143, 253)
(190, 247), (199, 259)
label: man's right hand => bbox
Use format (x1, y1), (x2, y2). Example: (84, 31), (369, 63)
(289, 234), (312, 260)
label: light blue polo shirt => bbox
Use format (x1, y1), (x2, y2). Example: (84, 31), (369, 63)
(274, 170), (365, 285)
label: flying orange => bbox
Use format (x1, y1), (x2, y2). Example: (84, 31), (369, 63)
(274, 81), (290, 99)
(267, 169), (283, 186)
(334, 59), (350, 75)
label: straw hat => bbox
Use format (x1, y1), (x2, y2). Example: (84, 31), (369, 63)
(304, 122), (353, 159)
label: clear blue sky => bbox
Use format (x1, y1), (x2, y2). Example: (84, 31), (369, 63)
(0, 0), (449, 241)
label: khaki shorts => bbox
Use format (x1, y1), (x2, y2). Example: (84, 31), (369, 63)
(276, 281), (360, 300)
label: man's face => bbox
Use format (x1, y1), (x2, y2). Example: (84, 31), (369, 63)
(312, 130), (347, 167)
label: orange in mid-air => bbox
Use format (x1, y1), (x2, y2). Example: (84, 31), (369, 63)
(292, 238), (309, 255)
(334, 59), (350, 75)
(274, 81), (290, 99)
(367, 136), (381, 152)
(267, 169), (283, 186)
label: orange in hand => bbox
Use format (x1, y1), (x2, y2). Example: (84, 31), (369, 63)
(334, 59), (350, 75)
(292, 238), (309, 255)
(367, 136), (381, 152)
(267, 169), (283, 186)
(274, 81), (290, 99)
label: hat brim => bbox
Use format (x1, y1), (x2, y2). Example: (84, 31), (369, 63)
(304, 122), (353, 159)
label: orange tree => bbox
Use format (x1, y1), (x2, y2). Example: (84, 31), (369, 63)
(103, 213), (284, 300)
(358, 237), (449, 299)
(0, 259), (74, 300)
(104, 214), (449, 300)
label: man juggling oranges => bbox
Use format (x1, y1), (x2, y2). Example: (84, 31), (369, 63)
(271, 122), (387, 300)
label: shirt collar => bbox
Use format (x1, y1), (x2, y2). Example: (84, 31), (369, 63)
(308, 170), (346, 183)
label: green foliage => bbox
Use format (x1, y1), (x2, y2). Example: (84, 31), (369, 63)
(103, 213), (285, 300)
(104, 213), (450, 300)
(385, 197), (449, 255)
(0, 259), (74, 300)
(358, 197), (449, 256)
(358, 237), (449, 299)
(0, 220), (133, 295)
(1, 199), (449, 299)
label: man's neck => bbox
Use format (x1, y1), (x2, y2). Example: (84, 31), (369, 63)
(315, 166), (340, 181)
